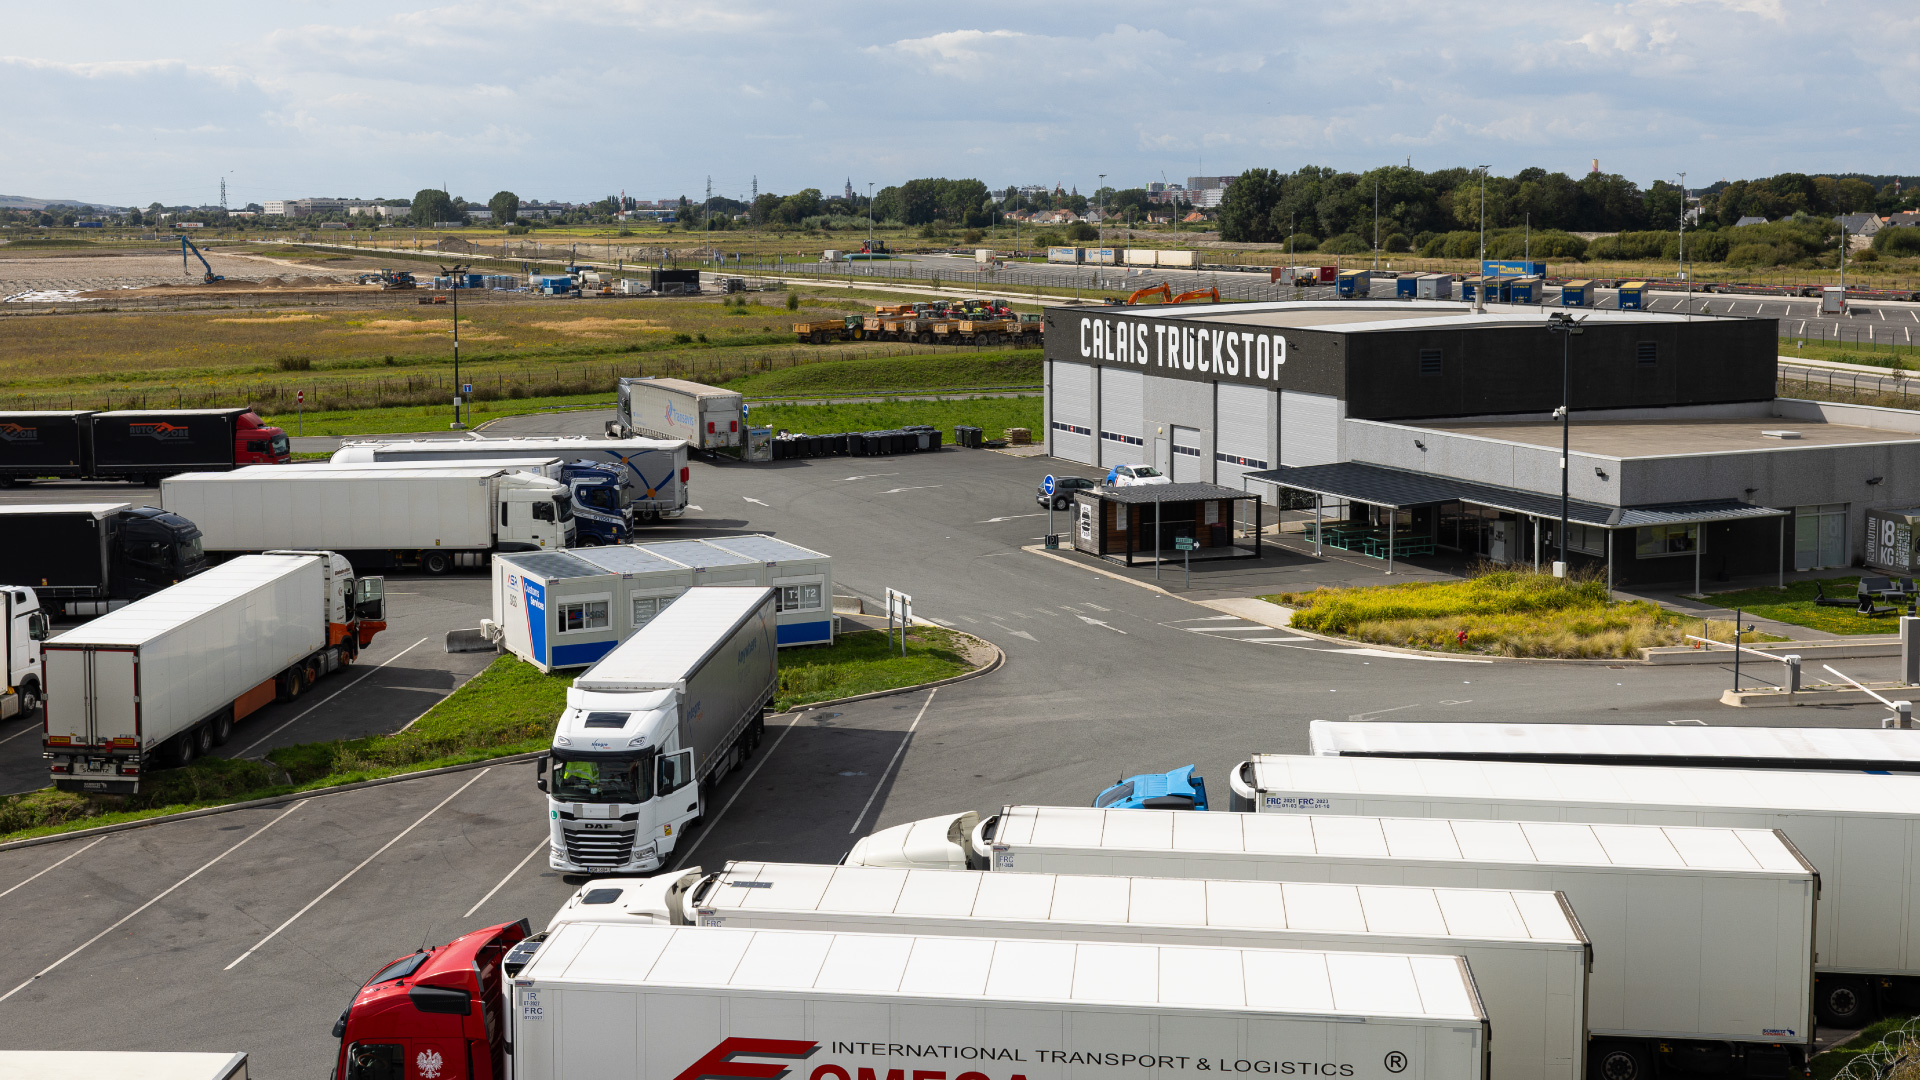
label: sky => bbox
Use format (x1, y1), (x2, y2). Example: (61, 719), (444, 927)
(3, 0), (1916, 208)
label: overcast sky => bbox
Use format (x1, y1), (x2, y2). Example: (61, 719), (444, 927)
(4, 0), (1913, 207)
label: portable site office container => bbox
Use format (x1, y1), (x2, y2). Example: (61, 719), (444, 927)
(555, 862), (1586, 1080)
(1395, 277), (1419, 299)
(493, 535), (832, 670)
(1417, 274), (1452, 300)
(1231, 754), (1920, 1027)
(1337, 270), (1371, 297)
(1617, 282), (1647, 310)
(891, 804), (1816, 1076)
(511, 922), (1492, 1080)
(1560, 281), (1593, 307)
(1507, 278), (1540, 304)
(1306, 720), (1920, 772)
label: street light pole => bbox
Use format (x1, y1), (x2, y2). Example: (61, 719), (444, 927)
(443, 262), (467, 429)
(1546, 312), (1584, 575)
(1478, 166), (1490, 267)
(1677, 171), (1687, 279)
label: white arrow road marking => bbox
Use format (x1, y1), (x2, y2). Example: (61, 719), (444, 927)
(743, 496), (771, 506)
(978, 512), (1048, 523)
(992, 623), (1037, 641)
(684, 505), (703, 511)
(880, 485), (942, 494)
(1078, 615), (1128, 634)
(836, 473), (899, 481)
(1082, 602), (1111, 612)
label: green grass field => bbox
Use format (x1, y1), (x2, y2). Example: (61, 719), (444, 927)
(1706, 577), (1909, 635)
(749, 396), (1040, 441)
(723, 350), (1040, 398)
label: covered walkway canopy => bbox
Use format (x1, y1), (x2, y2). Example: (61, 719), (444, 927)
(1244, 461), (1789, 585)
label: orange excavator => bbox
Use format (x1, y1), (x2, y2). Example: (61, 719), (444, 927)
(1106, 282), (1223, 306)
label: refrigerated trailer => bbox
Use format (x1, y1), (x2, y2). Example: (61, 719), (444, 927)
(161, 465), (573, 572)
(42, 552), (385, 792)
(549, 861), (1587, 1080)
(0, 503), (207, 616)
(336, 920), (1492, 1080)
(1305, 720), (1920, 772)
(538, 587), (777, 873)
(1230, 753), (1920, 1029)
(851, 805), (1817, 1080)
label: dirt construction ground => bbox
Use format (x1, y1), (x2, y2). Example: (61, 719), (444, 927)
(0, 247), (395, 303)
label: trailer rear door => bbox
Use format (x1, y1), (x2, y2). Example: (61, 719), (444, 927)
(44, 646), (137, 749)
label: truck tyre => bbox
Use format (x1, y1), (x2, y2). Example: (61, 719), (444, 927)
(193, 723), (214, 757)
(173, 732), (197, 768)
(1589, 1042), (1648, 1080)
(423, 552), (453, 575)
(210, 710), (233, 746)
(16, 679), (39, 716)
(1818, 977), (1875, 1027)
(580, 536), (605, 547)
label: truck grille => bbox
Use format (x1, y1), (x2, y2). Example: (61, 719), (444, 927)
(564, 830), (635, 867)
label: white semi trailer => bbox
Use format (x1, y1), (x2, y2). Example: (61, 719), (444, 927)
(1304, 719), (1920, 772)
(1232, 752), (1920, 1028)
(850, 805), (1817, 1080)
(546, 861), (1588, 1080)
(503, 923), (1490, 1080)
(161, 464), (573, 572)
(331, 435), (689, 520)
(610, 377), (743, 450)
(42, 552), (385, 792)
(538, 586), (777, 874)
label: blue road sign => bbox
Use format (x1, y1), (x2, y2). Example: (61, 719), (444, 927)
(1042, 474), (1057, 496)
(463, 384), (473, 395)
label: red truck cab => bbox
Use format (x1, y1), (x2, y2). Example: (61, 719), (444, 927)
(235, 411), (291, 465)
(335, 920), (529, 1080)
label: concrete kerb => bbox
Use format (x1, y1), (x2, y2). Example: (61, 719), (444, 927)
(0, 629), (1006, 854)
(1022, 544), (1854, 666)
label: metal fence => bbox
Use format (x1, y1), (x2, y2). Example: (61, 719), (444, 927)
(1779, 362), (1920, 402)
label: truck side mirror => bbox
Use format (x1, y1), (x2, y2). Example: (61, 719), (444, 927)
(27, 613), (49, 641)
(536, 755), (548, 793)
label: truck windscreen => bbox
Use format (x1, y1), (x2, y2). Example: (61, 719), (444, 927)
(555, 494), (574, 522)
(178, 534), (204, 567)
(270, 433), (290, 457)
(552, 751), (652, 802)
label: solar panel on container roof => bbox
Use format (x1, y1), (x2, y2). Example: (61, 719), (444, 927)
(706, 535), (826, 563)
(641, 540), (756, 567)
(498, 552), (603, 579)
(570, 546), (685, 575)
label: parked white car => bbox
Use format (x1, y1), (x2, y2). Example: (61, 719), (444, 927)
(1104, 464), (1171, 487)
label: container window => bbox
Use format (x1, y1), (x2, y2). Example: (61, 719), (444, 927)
(1637, 341), (1658, 365)
(1419, 348), (1442, 376)
(776, 583), (823, 613)
(558, 600), (609, 632)
(633, 592), (681, 629)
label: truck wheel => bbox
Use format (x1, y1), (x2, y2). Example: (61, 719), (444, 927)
(1589, 1042), (1648, 1080)
(16, 680), (39, 716)
(580, 536), (605, 547)
(193, 723), (214, 757)
(173, 733), (197, 768)
(423, 552), (452, 574)
(1818, 977), (1875, 1027)
(210, 711), (233, 746)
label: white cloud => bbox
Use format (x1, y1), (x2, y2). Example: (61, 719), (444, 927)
(1, 2), (1916, 204)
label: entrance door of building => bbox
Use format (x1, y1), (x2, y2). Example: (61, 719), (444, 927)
(1795, 504), (1847, 570)
(1170, 426), (1205, 483)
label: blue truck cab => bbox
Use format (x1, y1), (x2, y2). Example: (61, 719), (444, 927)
(1094, 765), (1208, 811)
(560, 461), (637, 545)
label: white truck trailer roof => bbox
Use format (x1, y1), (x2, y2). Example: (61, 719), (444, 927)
(572, 586), (774, 693)
(46, 553), (314, 647)
(921, 804), (1814, 1051)
(1306, 719), (1920, 771)
(1235, 753), (1920, 980)
(555, 862), (1583, 1080)
(520, 921), (1487, 1024)
(0, 1051), (249, 1080)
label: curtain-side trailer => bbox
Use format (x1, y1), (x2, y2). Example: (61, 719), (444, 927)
(547, 861), (1587, 1080)
(1233, 752), (1920, 1028)
(1303, 720), (1920, 772)
(331, 436), (690, 520)
(334, 920), (1492, 1080)
(611, 377), (743, 449)
(850, 805), (1817, 1080)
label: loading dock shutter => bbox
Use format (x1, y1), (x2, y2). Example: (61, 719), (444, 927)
(1099, 368), (1146, 468)
(1049, 361), (1095, 464)
(1280, 390), (1343, 467)
(1215, 382), (1275, 491)
(1170, 426), (1205, 482)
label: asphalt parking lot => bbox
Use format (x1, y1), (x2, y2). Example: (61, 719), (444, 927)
(0, 410), (1907, 1073)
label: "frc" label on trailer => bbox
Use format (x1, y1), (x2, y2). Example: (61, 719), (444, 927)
(1263, 796), (1331, 811)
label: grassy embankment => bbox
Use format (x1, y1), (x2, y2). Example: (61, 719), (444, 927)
(0, 628), (975, 843)
(1705, 577), (1909, 636)
(1810, 1015), (1920, 1080)
(1268, 567), (1764, 659)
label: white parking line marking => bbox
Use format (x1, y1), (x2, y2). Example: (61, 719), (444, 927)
(0, 722), (40, 747)
(835, 473), (898, 482)
(1244, 636), (1312, 643)
(1338, 648), (1492, 664)
(0, 837), (105, 901)
(1184, 624), (1258, 632)
(224, 769), (489, 970)
(231, 637), (430, 759)
(848, 689), (938, 834)
(2, 801), (305, 1001)
(670, 712), (802, 869)
(462, 838), (548, 919)
(978, 513), (1047, 523)
(879, 486), (942, 494)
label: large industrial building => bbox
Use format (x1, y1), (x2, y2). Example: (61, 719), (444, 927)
(1040, 299), (1920, 585)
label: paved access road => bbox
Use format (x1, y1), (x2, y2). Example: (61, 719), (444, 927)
(0, 408), (1905, 1072)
